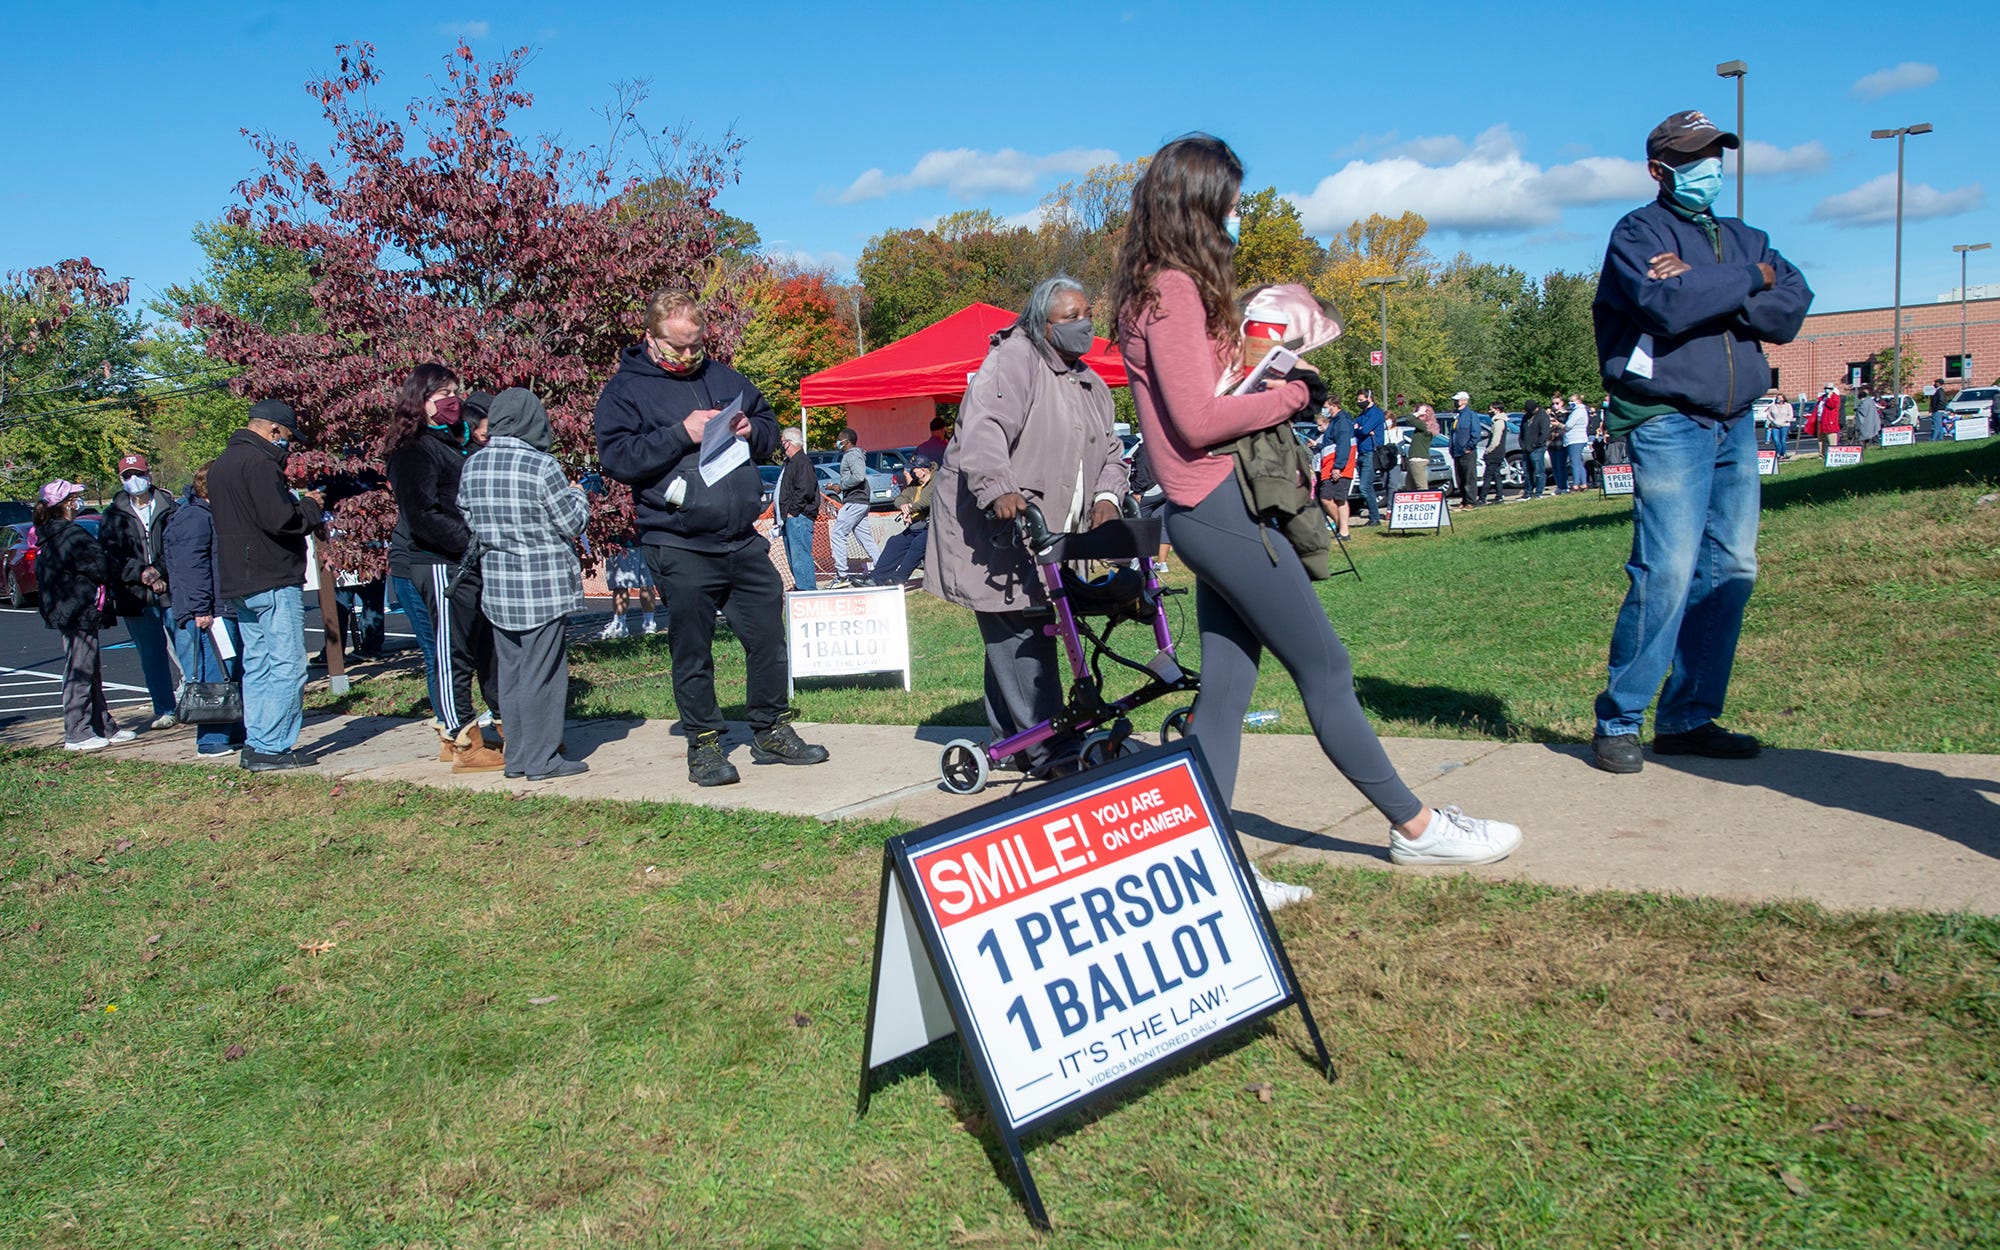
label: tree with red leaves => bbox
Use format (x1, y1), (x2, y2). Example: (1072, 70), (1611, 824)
(735, 264), (858, 445)
(192, 41), (756, 572)
(0, 259), (143, 494)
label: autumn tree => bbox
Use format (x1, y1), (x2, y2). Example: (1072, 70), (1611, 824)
(734, 264), (859, 445)
(1309, 213), (1452, 405)
(1234, 187), (1323, 288)
(193, 42), (756, 571)
(0, 259), (144, 496)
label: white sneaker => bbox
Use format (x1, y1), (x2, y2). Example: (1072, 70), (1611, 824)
(1390, 805), (1523, 866)
(641, 618), (660, 635)
(599, 619), (627, 641)
(108, 729), (137, 744)
(1251, 863), (1314, 911)
(65, 736), (111, 752)
(151, 712), (178, 730)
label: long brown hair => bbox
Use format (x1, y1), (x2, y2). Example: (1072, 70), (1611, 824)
(379, 362), (460, 458)
(1111, 134), (1243, 344)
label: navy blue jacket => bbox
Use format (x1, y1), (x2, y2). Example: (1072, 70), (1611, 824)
(1447, 407), (1483, 457)
(593, 345), (780, 553)
(1354, 405), (1386, 458)
(1594, 198), (1812, 421)
(162, 493), (234, 627)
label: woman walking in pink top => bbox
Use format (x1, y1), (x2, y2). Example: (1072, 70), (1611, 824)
(1113, 135), (1522, 869)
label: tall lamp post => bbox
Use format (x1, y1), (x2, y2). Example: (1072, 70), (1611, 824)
(1360, 274), (1406, 401)
(1952, 242), (1991, 385)
(1715, 60), (1747, 218)
(1870, 123), (1933, 405)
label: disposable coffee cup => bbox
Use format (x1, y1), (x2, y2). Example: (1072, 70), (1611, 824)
(1242, 316), (1288, 369)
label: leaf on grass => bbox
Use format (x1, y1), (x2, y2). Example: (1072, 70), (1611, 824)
(223, 1043), (248, 1062)
(330, 919), (351, 931)
(1778, 1171), (1813, 1198)
(1880, 971), (1907, 992)
(1810, 1120), (1843, 1133)
(329, 784), (344, 798)
(142, 949), (161, 963)
(145, 933), (161, 945)
(270, 985), (295, 999)
(1849, 1006), (1894, 1019)
(113, 838), (133, 853)
(842, 936), (861, 948)
(528, 995), (558, 1006)
(1243, 1081), (1275, 1104)
(759, 859), (782, 871)
(791, 1013), (812, 1029)
(297, 939), (337, 956)
(1652, 1003), (1678, 1021)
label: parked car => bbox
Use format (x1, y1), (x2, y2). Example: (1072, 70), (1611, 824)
(807, 450), (898, 508)
(3, 513), (100, 608)
(756, 464), (782, 511)
(0, 501), (32, 529)
(1947, 387), (1998, 422)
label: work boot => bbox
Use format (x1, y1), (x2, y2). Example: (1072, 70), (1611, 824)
(687, 731), (740, 787)
(750, 719), (830, 766)
(450, 725), (506, 774)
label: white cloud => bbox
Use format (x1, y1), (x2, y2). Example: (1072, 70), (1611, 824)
(1742, 139), (1830, 177)
(438, 20), (490, 38)
(836, 147), (1119, 204)
(999, 205), (1046, 230)
(1810, 174), (1985, 227)
(1850, 62), (1938, 100)
(1284, 126), (1653, 235)
(1386, 135), (1469, 164)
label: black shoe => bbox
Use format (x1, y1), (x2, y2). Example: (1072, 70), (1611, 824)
(240, 748), (307, 772)
(527, 758), (589, 781)
(687, 732), (741, 787)
(1652, 722), (1761, 759)
(750, 721), (830, 766)
(1591, 733), (1643, 774)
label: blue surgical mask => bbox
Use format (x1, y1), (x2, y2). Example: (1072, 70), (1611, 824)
(1224, 213), (1242, 245)
(1666, 157), (1724, 213)
(270, 435), (291, 453)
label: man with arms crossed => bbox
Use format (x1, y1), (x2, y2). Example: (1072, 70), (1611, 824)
(1589, 110), (1811, 774)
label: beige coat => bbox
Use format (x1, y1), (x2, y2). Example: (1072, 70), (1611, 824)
(925, 327), (1126, 614)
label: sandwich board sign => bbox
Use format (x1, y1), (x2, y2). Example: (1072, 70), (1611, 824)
(1599, 463), (1636, 496)
(785, 585), (910, 696)
(1880, 425), (1915, 447)
(1824, 444), (1863, 468)
(1388, 489), (1451, 534)
(1955, 416), (1991, 441)
(857, 739), (1330, 1229)
(1757, 450), (1779, 476)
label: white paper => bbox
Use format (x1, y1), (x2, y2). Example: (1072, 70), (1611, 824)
(208, 619), (237, 661)
(698, 395), (751, 487)
(1627, 333), (1655, 380)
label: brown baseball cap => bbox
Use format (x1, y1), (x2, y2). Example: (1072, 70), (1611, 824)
(117, 453), (150, 474)
(1646, 110), (1740, 161)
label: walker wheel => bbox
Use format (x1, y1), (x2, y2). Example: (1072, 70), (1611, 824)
(1079, 730), (1138, 771)
(1160, 707), (1193, 742)
(939, 739), (990, 795)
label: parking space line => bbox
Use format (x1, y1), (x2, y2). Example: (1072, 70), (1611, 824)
(0, 665), (151, 693)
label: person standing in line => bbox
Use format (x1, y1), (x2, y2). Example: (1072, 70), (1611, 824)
(827, 427), (882, 587)
(774, 426), (821, 591)
(161, 465), (245, 756)
(1403, 403), (1437, 490)
(1350, 387), (1386, 526)
(592, 290), (829, 787)
(1480, 401), (1509, 504)
(1928, 378), (1948, 441)
(208, 400), (325, 772)
(1519, 402), (1551, 498)
(98, 453), (181, 728)
(1114, 133), (1523, 889)
(1588, 108), (1812, 775)
(1767, 393), (1793, 458)
(1856, 388), (1882, 442)
(458, 388), (591, 782)
(1446, 390), (1482, 507)
(1564, 393), (1592, 490)
(1316, 396), (1357, 539)
(1813, 385), (1843, 449)
(382, 363), (504, 772)
(33, 480), (136, 751)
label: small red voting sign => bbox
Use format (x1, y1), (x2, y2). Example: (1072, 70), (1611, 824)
(1389, 489), (1449, 532)
(1757, 450), (1779, 476)
(1880, 425), (1915, 447)
(1825, 445), (1863, 467)
(1600, 463), (1635, 496)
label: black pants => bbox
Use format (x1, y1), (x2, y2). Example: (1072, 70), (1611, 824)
(62, 628), (118, 744)
(645, 540), (792, 737)
(495, 619), (568, 777)
(416, 561), (497, 736)
(1480, 454), (1507, 503)
(975, 609), (1063, 768)
(870, 524), (929, 584)
(1454, 451), (1480, 506)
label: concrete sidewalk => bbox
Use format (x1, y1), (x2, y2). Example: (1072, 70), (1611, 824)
(6, 712), (1996, 915)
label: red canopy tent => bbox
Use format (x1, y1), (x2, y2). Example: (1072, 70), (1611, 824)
(798, 302), (1126, 449)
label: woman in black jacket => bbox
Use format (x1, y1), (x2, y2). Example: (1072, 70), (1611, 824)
(33, 481), (133, 751)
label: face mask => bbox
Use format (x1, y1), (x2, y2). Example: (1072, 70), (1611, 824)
(1049, 318), (1095, 358)
(122, 475), (150, 496)
(270, 435), (291, 453)
(430, 395), (463, 427)
(1665, 157), (1723, 213)
(1224, 213), (1242, 246)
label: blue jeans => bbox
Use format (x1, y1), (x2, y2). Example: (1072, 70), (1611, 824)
(173, 617), (245, 752)
(123, 603), (179, 716)
(334, 580), (385, 656)
(1552, 444), (1572, 491)
(1353, 454), (1381, 523)
(228, 586), (307, 754)
(1524, 448), (1547, 497)
(392, 574), (442, 721)
(1595, 413), (1759, 739)
(780, 514), (817, 590)
(1769, 425), (1787, 457)
(1567, 442), (1589, 489)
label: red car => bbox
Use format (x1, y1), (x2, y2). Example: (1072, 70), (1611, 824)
(3, 513), (100, 608)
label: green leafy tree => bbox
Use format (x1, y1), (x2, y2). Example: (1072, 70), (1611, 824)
(1497, 270), (1601, 409)
(1427, 253), (1531, 408)
(1235, 187), (1323, 288)
(0, 259), (145, 496)
(1869, 340), (1926, 395)
(1308, 213), (1452, 405)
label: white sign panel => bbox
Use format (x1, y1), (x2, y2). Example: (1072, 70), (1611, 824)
(1757, 450), (1779, 476)
(1600, 463), (1636, 496)
(1824, 445), (1863, 467)
(1880, 425), (1916, 447)
(1954, 416), (1991, 441)
(1388, 490), (1449, 532)
(786, 585), (910, 692)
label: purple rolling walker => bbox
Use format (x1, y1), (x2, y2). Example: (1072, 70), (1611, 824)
(938, 504), (1199, 795)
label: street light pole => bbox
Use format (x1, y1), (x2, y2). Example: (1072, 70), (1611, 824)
(1716, 60), (1747, 218)
(1870, 123), (1933, 405)
(1361, 274), (1406, 400)
(1953, 242), (1991, 385)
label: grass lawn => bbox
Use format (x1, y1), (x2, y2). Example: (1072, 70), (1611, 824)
(313, 438), (2000, 754)
(3, 752), (1997, 1247)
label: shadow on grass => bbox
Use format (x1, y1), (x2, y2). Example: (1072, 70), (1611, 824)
(1355, 674), (1559, 741)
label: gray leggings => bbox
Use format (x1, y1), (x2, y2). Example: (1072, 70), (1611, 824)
(1165, 482), (1423, 826)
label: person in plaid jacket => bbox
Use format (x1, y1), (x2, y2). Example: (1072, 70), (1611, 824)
(458, 388), (591, 781)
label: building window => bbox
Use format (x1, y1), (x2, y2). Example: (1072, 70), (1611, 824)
(1847, 361), (1875, 387)
(1770, 367), (1779, 390)
(1946, 354), (1972, 381)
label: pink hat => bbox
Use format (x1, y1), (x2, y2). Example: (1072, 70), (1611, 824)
(39, 479), (86, 507)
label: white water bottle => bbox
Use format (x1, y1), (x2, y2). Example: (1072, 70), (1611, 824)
(1243, 710), (1279, 728)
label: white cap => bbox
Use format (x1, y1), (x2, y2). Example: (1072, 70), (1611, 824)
(1452, 391), (1470, 401)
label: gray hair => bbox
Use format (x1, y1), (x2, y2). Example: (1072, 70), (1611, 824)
(1017, 275), (1087, 350)
(781, 427), (804, 446)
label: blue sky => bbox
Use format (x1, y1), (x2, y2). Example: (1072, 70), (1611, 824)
(4, 1), (1994, 324)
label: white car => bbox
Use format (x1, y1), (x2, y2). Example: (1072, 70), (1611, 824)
(1948, 387), (1998, 421)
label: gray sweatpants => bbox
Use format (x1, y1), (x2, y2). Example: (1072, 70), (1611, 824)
(62, 629), (119, 744)
(494, 619), (568, 778)
(1164, 483), (1423, 825)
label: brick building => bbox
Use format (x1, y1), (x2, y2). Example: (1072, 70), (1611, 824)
(1762, 295), (2000, 398)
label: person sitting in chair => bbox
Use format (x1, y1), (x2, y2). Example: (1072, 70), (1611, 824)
(869, 453), (938, 586)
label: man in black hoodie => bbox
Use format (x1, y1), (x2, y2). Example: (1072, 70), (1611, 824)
(593, 291), (829, 786)
(208, 400), (323, 771)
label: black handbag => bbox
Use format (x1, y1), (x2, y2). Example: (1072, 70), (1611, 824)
(176, 630), (243, 725)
